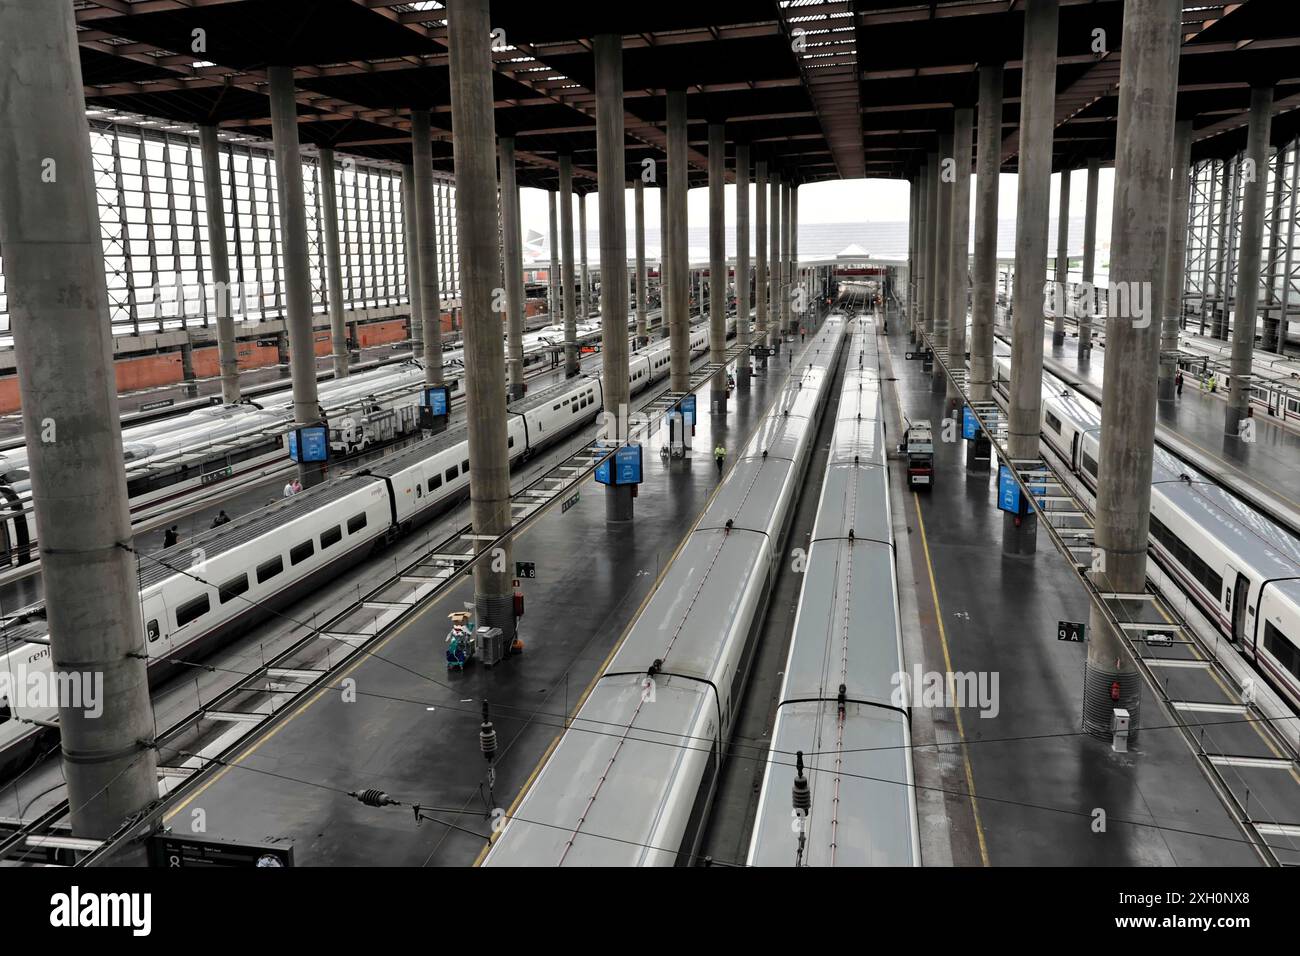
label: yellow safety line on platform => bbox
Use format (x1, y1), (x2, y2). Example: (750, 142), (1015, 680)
(914, 494), (991, 867)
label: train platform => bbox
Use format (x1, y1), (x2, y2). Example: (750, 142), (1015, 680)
(111, 325), (821, 866)
(891, 312), (1263, 866)
(1007, 321), (1300, 525)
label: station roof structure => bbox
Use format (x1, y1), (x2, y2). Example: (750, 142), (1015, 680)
(75, 0), (1300, 188)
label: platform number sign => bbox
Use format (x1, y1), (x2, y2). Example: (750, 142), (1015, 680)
(1057, 620), (1086, 643)
(515, 561), (536, 579)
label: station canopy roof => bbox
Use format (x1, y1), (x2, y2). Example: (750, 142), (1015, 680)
(76, 1), (1300, 188)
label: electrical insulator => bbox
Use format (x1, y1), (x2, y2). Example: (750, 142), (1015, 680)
(480, 699), (497, 763)
(353, 788), (397, 808)
(792, 751), (811, 815)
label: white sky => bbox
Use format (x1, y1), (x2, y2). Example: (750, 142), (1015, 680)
(518, 168), (1116, 247)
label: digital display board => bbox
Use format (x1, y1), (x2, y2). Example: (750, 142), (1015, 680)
(962, 406), (979, 440)
(422, 385), (450, 417)
(595, 444), (643, 486)
(679, 394), (696, 427)
(997, 463), (1045, 514)
(288, 425), (329, 463)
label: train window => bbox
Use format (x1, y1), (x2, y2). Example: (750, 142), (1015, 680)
(320, 526), (342, 550)
(347, 513), (367, 534)
(257, 557), (284, 584)
(1148, 514), (1222, 597)
(428, 475), (442, 492)
(553, 403), (560, 411)
(1264, 621), (1300, 680)
(445, 466), (458, 481)
(508, 436), (515, 448)
(290, 540), (315, 566)
(1045, 411), (1062, 434)
(146, 619), (160, 643)
(463, 459), (470, 472)
(218, 574), (249, 605)
(175, 594), (210, 628)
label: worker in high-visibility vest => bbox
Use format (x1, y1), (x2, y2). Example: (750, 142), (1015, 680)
(714, 443), (726, 476)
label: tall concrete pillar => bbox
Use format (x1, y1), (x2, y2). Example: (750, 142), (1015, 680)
(318, 147), (350, 379)
(1227, 85), (1274, 438)
(447, 0), (514, 642)
(1085, 0), (1182, 741)
(769, 173), (782, 349)
(1211, 160), (1233, 340)
(1159, 119), (1193, 402)
(269, 65), (325, 486)
(970, 65), (1003, 403)
(499, 137), (526, 400)
(735, 143), (751, 387)
(0, 0), (159, 844)
(1079, 157), (1100, 364)
(634, 177), (647, 345)
(708, 123), (728, 413)
(924, 150), (940, 335)
(1052, 166), (1072, 348)
(548, 188), (559, 325)
(667, 91), (691, 393)
(199, 125), (241, 402)
(411, 110), (443, 385)
(1003, 0), (1058, 555)
(914, 158), (929, 340)
(779, 178), (790, 334)
(657, 182), (668, 337)
(1262, 148), (1287, 353)
(785, 184), (795, 330)
(402, 165), (424, 350)
(579, 192), (590, 320)
(932, 128), (953, 391)
(755, 158), (769, 359)
(595, 34), (633, 521)
(946, 107), (973, 400)
(559, 155), (578, 376)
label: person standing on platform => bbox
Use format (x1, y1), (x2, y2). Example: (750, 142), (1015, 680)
(1175, 371), (1184, 398)
(714, 443), (726, 476)
(163, 525), (179, 549)
(211, 510), (231, 528)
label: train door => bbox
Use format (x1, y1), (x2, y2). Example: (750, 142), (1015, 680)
(1224, 568), (1249, 644)
(140, 593), (172, 662)
(1070, 432), (1080, 472)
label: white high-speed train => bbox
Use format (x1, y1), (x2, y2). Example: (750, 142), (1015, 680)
(0, 323), (714, 779)
(747, 315), (919, 867)
(992, 347), (1300, 709)
(483, 315), (847, 866)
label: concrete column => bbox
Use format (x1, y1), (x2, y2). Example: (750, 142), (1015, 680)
(932, 128), (953, 391)
(914, 158), (929, 340)
(595, 33), (633, 521)
(708, 123), (728, 413)
(548, 188), (559, 326)
(1211, 161), (1233, 339)
(269, 66), (325, 486)
(970, 65), (1003, 403)
(755, 158), (769, 361)
(447, 0), (514, 642)
(579, 192), (590, 321)
(659, 180), (669, 339)
(1085, 0), (1182, 741)
(1052, 166), (1072, 348)
(411, 110), (443, 385)
(1079, 157), (1100, 364)
(1227, 85), (1274, 438)
(778, 178), (789, 334)
(924, 151), (940, 334)
(559, 155), (578, 376)
(764, 174), (774, 348)
(198, 125), (240, 402)
(402, 165), (424, 350)
(667, 91), (691, 393)
(946, 107), (973, 401)
(499, 137), (526, 400)
(634, 177), (647, 345)
(1261, 149), (1287, 353)
(1159, 119), (1193, 402)
(1003, 0), (1058, 555)
(735, 143), (751, 387)
(318, 147), (349, 379)
(0, 0), (159, 844)
(785, 184), (795, 330)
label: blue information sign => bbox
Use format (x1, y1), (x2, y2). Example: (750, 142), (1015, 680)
(962, 406), (978, 440)
(422, 385), (449, 417)
(996, 464), (1021, 513)
(595, 444), (644, 486)
(680, 394), (696, 426)
(288, 425), (329, 463)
